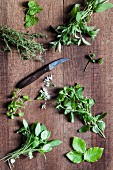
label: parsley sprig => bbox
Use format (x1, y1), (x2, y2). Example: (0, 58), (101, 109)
(50, 0), (113, 52)
(56, 84), (107, 138)
(66, 137), (103, 163)
(0, 25), (46, 61)
(6, 89), (31, 119)
(0, 119), (62, 170)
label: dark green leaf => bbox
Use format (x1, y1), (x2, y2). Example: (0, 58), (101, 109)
(70, 4), (80, 18)
(79, 125), (90, 133)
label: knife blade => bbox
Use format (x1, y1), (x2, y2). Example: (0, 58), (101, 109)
(17, 58), (69, 89)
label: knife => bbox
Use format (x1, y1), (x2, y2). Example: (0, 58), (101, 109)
(17, 58), (69, 89)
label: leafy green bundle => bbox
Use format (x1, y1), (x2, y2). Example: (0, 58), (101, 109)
(66, 137), (103, 163)
(50, 0), (113, 52)
(0, 25), (46, 60)
(56, 84), (107, 138)
(0, 119), (62, 170)
(6, 89), (31, 119)
(25, 0), (43, 28)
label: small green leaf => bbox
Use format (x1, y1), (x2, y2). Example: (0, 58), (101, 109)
(72, 137), (86, 153)
(79, 125), (90, 133)
(94, 2), (113, 12)
(70, 112), (74, 122)
(66, 150), (83, 163)
(84, 147), (104, 162)
(82, 37), (91, 45)
(41, 144), (53, 152)
(92, 125), (99, 133)
(41, 130), (51, 140)
(23, 119), (28, 129)
(35, 123), (41, 136)
(47, 140), (62, 148)
(95, 112), (107, 121)
(18, 112), (24, 117)
(25, 14), (39, 28)
(11, 114), (15, 119)
(23, 95), (29, 100)
(70, 4), (80, 18)
(98, 121), (105, 131)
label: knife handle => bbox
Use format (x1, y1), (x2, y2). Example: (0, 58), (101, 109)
(18, 65), (49, 89)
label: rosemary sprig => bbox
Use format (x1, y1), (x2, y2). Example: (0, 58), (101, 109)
(0, 25), (46, 60)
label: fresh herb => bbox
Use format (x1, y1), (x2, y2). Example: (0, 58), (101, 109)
(56, 84), (107, 138)
(25, 0), (43, 28)
(0, 119), (62, 170)
(84, 53), (103, 72)
(0, 25), (46, 60)
(36, 87), (51, 100)
(50, 0), (113, 52)
(6, 89), (31, 119)
(66, 137), (103, 163)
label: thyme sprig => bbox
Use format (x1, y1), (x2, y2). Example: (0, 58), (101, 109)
(50, 0), (113, 52)
(0, 25), (46, 60)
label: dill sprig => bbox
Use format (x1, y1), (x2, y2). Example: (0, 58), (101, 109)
(0, 25), (46, 61)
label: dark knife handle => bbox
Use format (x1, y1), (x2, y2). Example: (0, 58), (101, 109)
(17, 65), (49, 89)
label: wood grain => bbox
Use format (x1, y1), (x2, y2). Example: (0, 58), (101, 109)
(0, 0), (113, 170)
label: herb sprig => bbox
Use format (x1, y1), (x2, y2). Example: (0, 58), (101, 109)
(0, 119), (62, 170)
(0, 25), (46, 60)
(25, 0), (43, 28)
(50, 0), (113, 52)
(56, 84), (107, 138)
(6, 89), (31, 119)
(66, 137), (103, 163)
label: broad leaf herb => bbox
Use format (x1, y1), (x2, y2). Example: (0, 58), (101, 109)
(0, 119), (62, 170)
(0, 25), (46, 60)
(66, 137), (103, 163)
(50, 0), (113, 52)
(6, 89), (31, 119)
(56, 84), (107, 138)
(25, 0), (42, 28)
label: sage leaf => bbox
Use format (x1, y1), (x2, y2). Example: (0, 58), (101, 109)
(94, 3), (113, 12)
(23, 119), (28, 129)
(66, 151), (83, 163)
(35, 123), (41, 136)
(84, 147), (104, 162)
(41, 130), (51, 140)
(72, 137), (86, 153)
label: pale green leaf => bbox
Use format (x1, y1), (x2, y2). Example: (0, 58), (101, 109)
(23, 119), (28, 129)
(72, 137), (86, 153)
(95, 2), (113, 12)
(66, 150), (83, 163)
(35, 123), (41, 136)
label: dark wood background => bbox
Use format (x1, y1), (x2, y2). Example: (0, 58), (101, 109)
(0, 0), (113, 170)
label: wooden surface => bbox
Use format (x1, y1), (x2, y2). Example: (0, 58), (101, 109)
(0, 0), (113, 170)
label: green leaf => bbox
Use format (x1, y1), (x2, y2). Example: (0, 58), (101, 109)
(94, 2), (113, 12)
(23, 119), (28, 129)
(70, 112), (74, 123)
(95, 112), (107, 121)
(98, 121), (105, 131)
(82, 37), (91, 45)
(72, 137), (86, 153)
(92, 125), (99, 133)
(23, 95), (29, 100)
(70, 4), (80, 18)
(84, 147), (104, 162)
(31, 137), (39, 148)
(41, 144), (53, 152)
(35, 123), (41, 136)
(18, 112), (24, 117)
(47, 140), (62, 148)
(25, 14), (39, 28)
(41, 130), (51, 140)
(66, 150), (83, 163)
(79, 125), (90, 133)
(76, 12), (82, 22)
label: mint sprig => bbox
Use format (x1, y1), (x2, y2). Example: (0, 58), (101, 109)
(0, 119), (62, 169)
(25, 0), (42, 28)
(56, 84), (107, 138)
(66, 137), (103, 163)
(50, 0), (113, 52)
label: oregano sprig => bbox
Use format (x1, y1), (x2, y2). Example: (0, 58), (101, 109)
(56, 84), (107, 138)
(50, 0), (113, 52)
(0, 119), (62, 170)
(66, 137), (104, 163)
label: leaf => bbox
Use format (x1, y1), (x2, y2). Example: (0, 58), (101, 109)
(25, 14), (39, 28)
(70, 4), (80, 18)
(23, 119), (28, 129)
(98, 121), (105, 131)
(47, 140), (62, 148)
(31, 137), (39, 148)
(41, 144), (53, 152)
(41, 130), (51, 140)
(76, 12), (82, 22)
(94, 2), (113, 12)
(79, 125), (90, 133)
(66, 150), (83, 163)
(72, 137), (86, 153)
(92, 125), (99, 133)
(70, 112), (74, 123)
(35, 123), (41, 136)
(95, 112), (107, 121)
(18, 112), (24, 117)
(84, 147), (104, 162)
(82, 37), (91, 45)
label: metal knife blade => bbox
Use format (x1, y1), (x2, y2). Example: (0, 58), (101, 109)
(17, 58), (69, 89)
